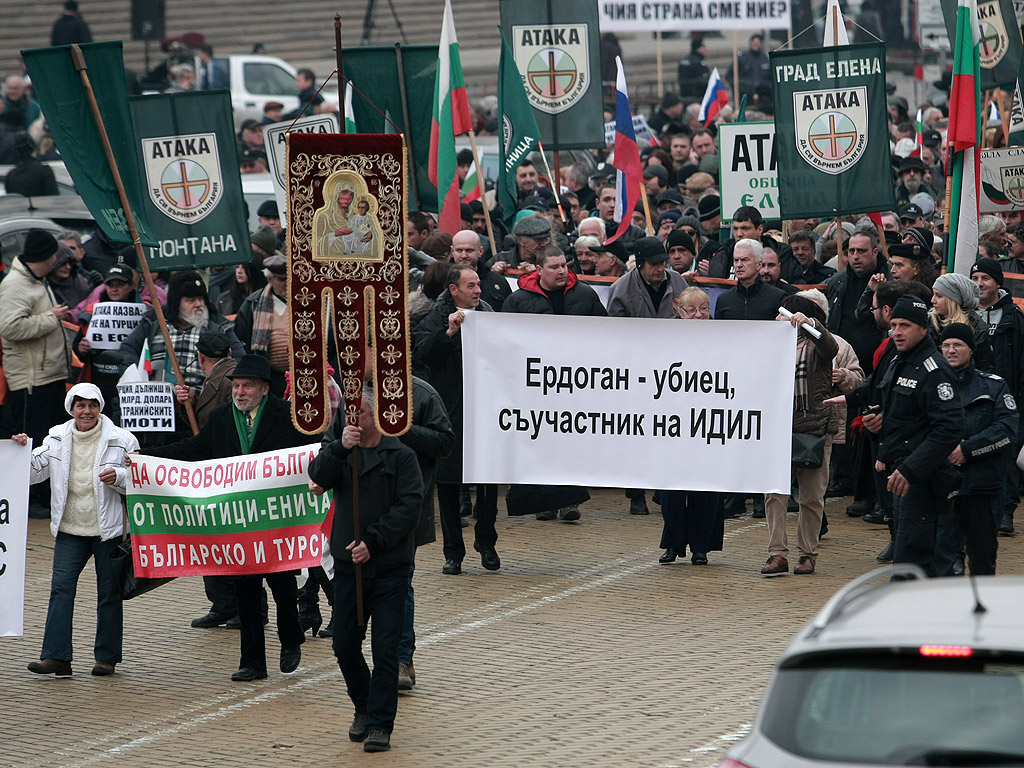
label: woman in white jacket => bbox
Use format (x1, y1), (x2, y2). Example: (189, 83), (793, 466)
(14, 383), (139, 677)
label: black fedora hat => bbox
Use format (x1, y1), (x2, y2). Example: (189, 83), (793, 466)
(227, 353), (272, 382)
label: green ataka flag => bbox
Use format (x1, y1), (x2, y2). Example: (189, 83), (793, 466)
(942, 0), (1023, 91)
(498, 29), (542, 225)
(770, 42), (895, 218)
(1008, 20), (1024, 145)
(129, 91), (250, 271)
(22, 42), (158, 247)
(499, 0), (604, 150)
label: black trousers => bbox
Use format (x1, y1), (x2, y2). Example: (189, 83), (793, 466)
(893, 483), (951, 578)
(235, 572), (303, 673)
(437, 482), (497, 562)
(333, 570), (407, 733)
(956, 494), (999, 576)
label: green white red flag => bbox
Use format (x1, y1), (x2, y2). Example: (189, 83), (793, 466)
(912, 108), (924, 157)
(429, 0), (473, 234)
(343, 83), (356, 134)
(460, 149), (481, 202)
(947, 0), (982, 274)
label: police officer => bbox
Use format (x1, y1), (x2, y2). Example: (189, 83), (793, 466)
(827, 295), (965, 576)
(940, 323), (1018, 575)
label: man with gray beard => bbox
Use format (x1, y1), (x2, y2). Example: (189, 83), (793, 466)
(120, 272), (243, 441)
(895, 156), (937, 208)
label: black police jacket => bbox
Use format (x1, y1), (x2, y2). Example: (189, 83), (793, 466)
(849, 335), (965, 485)
(955, 363), (1019, 496)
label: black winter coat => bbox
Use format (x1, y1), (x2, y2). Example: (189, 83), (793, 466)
(412, 290), (494, 483)
(502, 270), (607, 316)
(826, 258), (889, 373)
(954, 363), (1018, 496)
(979, 291), (1024, 403)
(307, 436), (424, 577)
(713, 277), (785, 321)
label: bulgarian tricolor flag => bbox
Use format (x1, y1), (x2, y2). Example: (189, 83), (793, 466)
(911, 108), (924, 157)
(140, 337), (153, 380)
(343, 83), (356, 134)
(946, 0), (982, 274)
(429, 0), (473, 235)
(460, 148), (481, 203)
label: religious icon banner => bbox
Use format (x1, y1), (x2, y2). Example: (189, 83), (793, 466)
(129, 91), (250, 271)
(286, 132), (413, 437)
(770, 43), (895, 218)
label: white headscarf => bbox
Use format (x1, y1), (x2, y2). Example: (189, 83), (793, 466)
(64, 382), (105, 415)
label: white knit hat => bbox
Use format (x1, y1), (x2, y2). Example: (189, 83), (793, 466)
(64, 382), (105, 415)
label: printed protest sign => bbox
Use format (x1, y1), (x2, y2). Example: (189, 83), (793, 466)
(263, 113), (339, 227)
(0, 441), (31, 636)
(980, 147), (1024, 212)
(85, 302), (147, 350)
(717, 122), (778, 222)
(462, 312), (796, 493)
(600, 0), (791, 32)
(603, 114), (654, 146)
(127, 445), (331, 577)
(118, 381), (176, 432)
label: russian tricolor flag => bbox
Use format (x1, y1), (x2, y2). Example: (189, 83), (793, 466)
(607, 57), (643, 245)
(699, 68), (728, 127)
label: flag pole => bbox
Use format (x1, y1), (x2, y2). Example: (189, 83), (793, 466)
(830, 5), (847, 268)
(335, 13), (365, 627)
(732, 32), (740, 103)
(395, 43), (423, 211)
(639, 181), (654, 234)
(69, 44), (198, 435)
(468, 127), (498, 256)
(656, 30), (664, 96)
(536, 141), (570, 230)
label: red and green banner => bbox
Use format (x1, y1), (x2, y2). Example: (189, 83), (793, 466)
(947, 0), (982, 274)
(127, 446), (332, 578)
(429, 0), (473, 234)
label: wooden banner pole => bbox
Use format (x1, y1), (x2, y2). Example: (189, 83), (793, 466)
(69, 44), (198, 435)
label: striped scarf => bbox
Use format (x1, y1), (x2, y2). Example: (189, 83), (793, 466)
(794, 338), (811, 413)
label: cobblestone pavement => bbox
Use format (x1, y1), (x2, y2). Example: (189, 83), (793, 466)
(6, 489), (1023, 768)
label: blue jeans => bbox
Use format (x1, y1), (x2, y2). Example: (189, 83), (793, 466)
(333, 570), (408, 733)
(397, 564), (415, 665)
(41, 533), (122, 664)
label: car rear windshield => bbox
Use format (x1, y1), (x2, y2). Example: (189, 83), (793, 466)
(761, 654), (1024, 764)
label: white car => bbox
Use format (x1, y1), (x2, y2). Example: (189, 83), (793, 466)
(212, 55), (338, 127)
(720, 565), (1024, 768)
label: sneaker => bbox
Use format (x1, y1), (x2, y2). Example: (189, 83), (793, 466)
(760, 555), (789, 575)
(363, 728), (391, 752)
(349, 712), (368, 742)
(28, 658), (72, 677)
(557, 505), (581, 521)
(629, 496), (649, 515)
(794, 555), (816, 575)
(535, 509), (557, 521)
(398, 662), (414, 691)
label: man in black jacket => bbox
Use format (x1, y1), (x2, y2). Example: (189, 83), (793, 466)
(308, 385), (424, 754)
(452, 230), (511, 311)
(972, 258), (1024, 533)
(145, 355), (309, 680)
(714, 239), (785, 320)
(413, 264), (500, 574)
(829, 296), (965, 576)
(706, 206), (799, 283)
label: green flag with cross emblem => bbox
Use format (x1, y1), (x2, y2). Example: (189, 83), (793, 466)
(770, 42), (895, 218)
(129, 91), (251, 271)
(941, 0), (1022, 91)
(498, 0), (604, 150)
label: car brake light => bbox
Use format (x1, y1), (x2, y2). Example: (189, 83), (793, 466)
(717, 760), (753, 768)
(920, 644), (972, 657)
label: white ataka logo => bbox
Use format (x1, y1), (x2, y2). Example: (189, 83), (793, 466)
(793, 86), (869, 175)
(978, 0), (1010, 69)
(142, 133), (223, 225)
(512, 24), (590, 115)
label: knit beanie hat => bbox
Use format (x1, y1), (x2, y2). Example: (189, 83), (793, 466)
(933, 272), (980, 311)
(970, 257), (1004, 287)
(939, 322), (976, 351)
(21, 229), (59, 263)
(890, 295), (929, 327)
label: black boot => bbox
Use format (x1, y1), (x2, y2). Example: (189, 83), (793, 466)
(297, 578), (323, 637)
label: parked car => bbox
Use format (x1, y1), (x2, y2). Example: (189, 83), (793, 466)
(719, 565), (1024, 768)
(0, 194), (95, 272)
(212, 55), (339, 127)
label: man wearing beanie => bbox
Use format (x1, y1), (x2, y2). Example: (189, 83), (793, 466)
(666, 229), (697, 273)
(826, 294), (965, 576)
(972, 257), (1024, 534)
(939, 323), (1017, 575)
(0, 229), (72, 514)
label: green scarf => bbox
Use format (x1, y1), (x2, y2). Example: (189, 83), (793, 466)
(232, 396), (267, 454)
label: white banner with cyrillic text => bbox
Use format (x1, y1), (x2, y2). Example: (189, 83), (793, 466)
(0, 441), (31, 636)
(462, 313), (796, 493)
(85, 302), (147, 350)
(600, 1), (791, 31)
(118, 381), (176, 432)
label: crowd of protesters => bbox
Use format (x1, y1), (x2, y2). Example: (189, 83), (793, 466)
(4, 18), (1024, 753)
